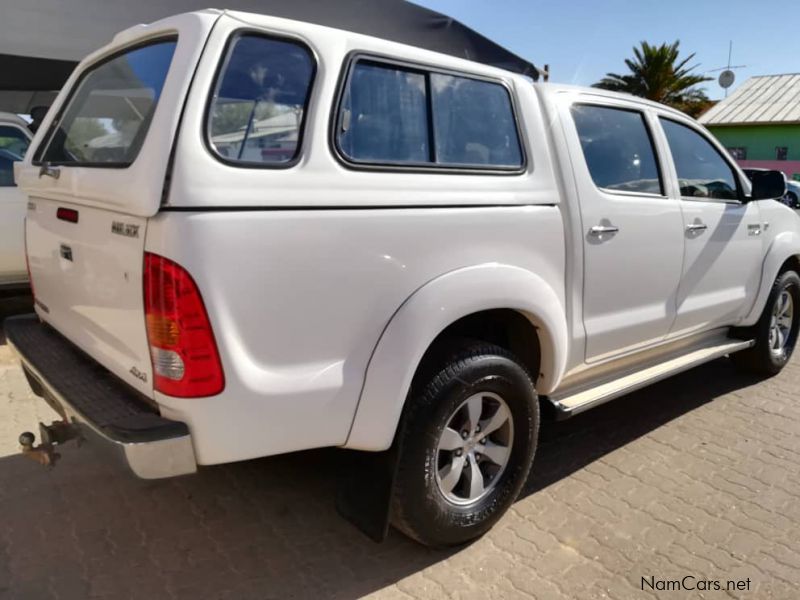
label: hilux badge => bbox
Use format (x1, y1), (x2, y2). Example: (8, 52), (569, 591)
(112, 221), (140, 238)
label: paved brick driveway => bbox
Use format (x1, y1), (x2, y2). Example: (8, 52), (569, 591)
(1, 296), (799, 599)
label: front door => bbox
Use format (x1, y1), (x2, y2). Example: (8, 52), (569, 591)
(566, 101), (685, 362)
(658, 117), (764, 336)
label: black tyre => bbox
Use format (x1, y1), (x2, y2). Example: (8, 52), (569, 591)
(788, 191), (799, 209)
(732, 269), (800, 375)
(390, 342), (539, 547)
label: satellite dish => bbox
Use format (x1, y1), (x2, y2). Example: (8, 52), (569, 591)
(719, 70), (736, 89)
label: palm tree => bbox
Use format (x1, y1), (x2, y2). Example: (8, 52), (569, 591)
(594, 41), (712, 117)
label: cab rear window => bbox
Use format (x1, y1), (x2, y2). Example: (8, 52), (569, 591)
(35, 38), (177, 167)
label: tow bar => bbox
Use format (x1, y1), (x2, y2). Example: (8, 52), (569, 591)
(19, 421), (83, 467)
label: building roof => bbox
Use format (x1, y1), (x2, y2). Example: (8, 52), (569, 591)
(700, 74), (800, 126)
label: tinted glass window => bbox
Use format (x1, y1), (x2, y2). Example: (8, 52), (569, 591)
(431, 74), (521, 168)
(39, 39), (176, 166)
(661, 119), (738, 200)
(0, 126), (30, 159)
(339, 62), (429, 163)
(0, 154), (16, 187)
(208, 35), (315, 165)
(337, 60), (523, 170)
(572, 105), (662, 195)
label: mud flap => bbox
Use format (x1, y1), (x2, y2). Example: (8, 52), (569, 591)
(335, 440), (401, 543)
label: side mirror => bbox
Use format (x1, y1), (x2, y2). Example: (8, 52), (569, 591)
(750, 170), (787, 201)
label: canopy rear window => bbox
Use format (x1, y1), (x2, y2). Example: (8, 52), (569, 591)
(35, 38), (177, 167)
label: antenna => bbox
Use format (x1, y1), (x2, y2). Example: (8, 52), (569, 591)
(707, 41), (747, 97)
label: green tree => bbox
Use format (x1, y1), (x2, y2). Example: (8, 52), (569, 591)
(594, 41), (712, 117)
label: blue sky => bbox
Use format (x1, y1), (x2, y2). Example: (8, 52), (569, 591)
(416, 0), (800, 99)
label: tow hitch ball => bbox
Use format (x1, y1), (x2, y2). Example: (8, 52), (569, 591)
(19, 421), (82, 467)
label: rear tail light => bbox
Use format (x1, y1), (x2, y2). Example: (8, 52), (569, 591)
(143, 253), (224, 397)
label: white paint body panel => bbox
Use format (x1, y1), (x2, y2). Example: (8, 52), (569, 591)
(13, 10), (800, 465)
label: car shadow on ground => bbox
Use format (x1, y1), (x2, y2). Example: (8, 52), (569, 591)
(0, 321), (765, 599)
(0, 292), (33, 345)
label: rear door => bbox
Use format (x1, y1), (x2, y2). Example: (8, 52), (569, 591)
(15, 13), (218, 396)
(0, 122), (31, 282)
(563, 99), (685, 362)
(657, 116), (764, 336)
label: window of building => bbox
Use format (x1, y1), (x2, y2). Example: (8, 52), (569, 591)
(776, 146), (789, 161)
(571, 104), (663, 195)
(727, 147), (747, 160)
(336, 58), (523, 170)
(208, 34), (316, 166)
(660, 118), (739, 201)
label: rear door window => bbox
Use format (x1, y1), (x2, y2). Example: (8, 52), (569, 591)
(37, 39), (177, 166)
(571, 104), (663, 195)
(207, 34), (315, 166)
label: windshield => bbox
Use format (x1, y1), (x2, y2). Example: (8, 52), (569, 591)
(36, 38), (177, 167)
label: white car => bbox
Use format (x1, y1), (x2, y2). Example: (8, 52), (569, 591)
(0, 111), (32, 291)
(5, 9), (797, 547)
(786, 180), (800, 208)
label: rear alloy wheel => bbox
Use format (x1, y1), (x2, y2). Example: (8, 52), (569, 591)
(391, 343), (538, 547)
(732, 269), (800, 375)
(435, 392), (514, 506)
(769, 289), (794, 358)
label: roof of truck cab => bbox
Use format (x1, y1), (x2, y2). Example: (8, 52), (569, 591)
(0, 111), (31, 132)
(535, 83), (694, 120)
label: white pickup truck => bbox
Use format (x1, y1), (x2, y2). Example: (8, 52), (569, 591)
(0, 111), (32, 291)
(5, 9), (797, 547)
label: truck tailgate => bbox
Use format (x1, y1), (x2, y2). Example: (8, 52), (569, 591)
(27, 198), (153, 396)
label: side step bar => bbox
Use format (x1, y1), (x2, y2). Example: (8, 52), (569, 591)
(548, 338), (754, 418)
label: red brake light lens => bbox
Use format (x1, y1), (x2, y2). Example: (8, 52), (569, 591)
(56, 207), (79, 223)
(143, 253), (224, 397)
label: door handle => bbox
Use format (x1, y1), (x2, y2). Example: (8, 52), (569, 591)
(686, 223), (708, 233)
(589, 225), (619, 235)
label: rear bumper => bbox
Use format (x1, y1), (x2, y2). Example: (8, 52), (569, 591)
(4, 314), (196, 479)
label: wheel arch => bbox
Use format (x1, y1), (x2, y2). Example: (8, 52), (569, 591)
(743, 230), (800, 326)
(345, 264), (567, 451)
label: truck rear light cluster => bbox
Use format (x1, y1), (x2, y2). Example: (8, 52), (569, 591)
(143, 252), (225, 397)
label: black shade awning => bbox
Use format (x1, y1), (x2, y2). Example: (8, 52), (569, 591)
(0, 54), (77, 91)
(0, 0), (538, 113)
(243, 0), (539, 80)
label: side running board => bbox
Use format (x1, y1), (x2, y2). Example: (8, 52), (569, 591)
(547, 338), (754, 419)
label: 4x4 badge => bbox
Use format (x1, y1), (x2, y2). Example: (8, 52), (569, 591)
(130, 367), (148, 383)
(111, 221), (140, 238)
